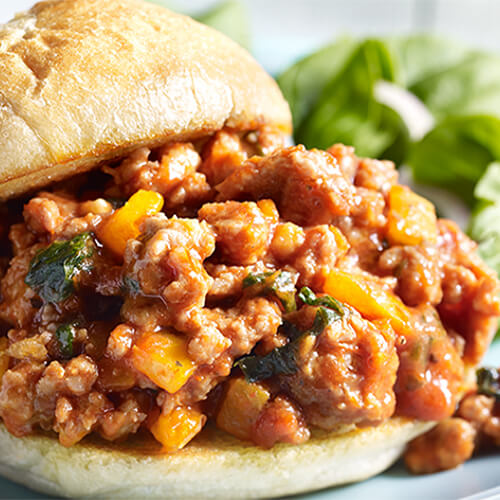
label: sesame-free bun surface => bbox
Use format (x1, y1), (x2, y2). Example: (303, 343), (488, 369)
(0, 0), (291, 200)
(0, 419), (433, 499)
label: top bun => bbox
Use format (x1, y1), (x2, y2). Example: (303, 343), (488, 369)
(0, 0), (292, 199)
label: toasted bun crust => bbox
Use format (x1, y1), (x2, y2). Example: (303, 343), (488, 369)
(0, 0), (291, 200)
(0, 419), (433, 498)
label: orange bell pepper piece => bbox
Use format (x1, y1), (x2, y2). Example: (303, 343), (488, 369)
(323, 269), (412, 335)
(387, 185), (438, 246)
(150, 407), (206, 452)
(97, 189), (164, 256)
(131, 331), (196, 394)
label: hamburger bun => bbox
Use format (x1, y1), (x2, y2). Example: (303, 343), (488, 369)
(0, 0), (291, 200)
(0, 419), (434, 499)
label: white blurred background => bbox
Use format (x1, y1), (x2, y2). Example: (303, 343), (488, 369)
(1, 0), (498, 74)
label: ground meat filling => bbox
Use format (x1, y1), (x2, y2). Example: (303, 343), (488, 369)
(0, 128), (499, 452)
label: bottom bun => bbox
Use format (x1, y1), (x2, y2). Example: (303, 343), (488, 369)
(0, 419), (433, 499)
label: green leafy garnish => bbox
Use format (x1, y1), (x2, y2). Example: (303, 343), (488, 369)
(55, 323), (77, 359)
(469, 162), (500, 279)
(476, 367), (500, 400)
(235, 297), (345, 383)
(243, 270), (297, 312)
(296, 40), (408, 163)
(25, 233), (94, 303)
(298, 286), (344, 318)
(408, 115), (500, 207)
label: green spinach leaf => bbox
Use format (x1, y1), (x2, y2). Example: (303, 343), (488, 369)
(297, 39), (408, 162)
(408, 115), (500, 206)
(243, 270), (297, 312)
(25, 233), (94, 303)
(235, 295), (345, 383)
(55, 323), (77, 359)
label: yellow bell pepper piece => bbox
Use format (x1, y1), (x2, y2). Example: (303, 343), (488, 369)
(98, 190), (164, 256)
(323, 269), (412, 335)
(387, 185), (438, 246)
(0, 337), (9, 384)
(131, 332), (196, 394)
(216, 377), (270, 441)
(150, 407), (206, 452)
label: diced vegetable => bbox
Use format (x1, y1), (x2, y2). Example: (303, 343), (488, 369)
(56, 323), (76, 359)
(216, 377), (270, 441)
(0, 338), (9, 383)
(150, 407), (206, 452)
(243, 270), (297, 312)
(235, 298), (345, 383)
(476, 367), (500, 400)
(25, 232), (94, 303)
(322, 269), (412, 335)
(387, 185), (438, 246)
(97, 190), (164, 257)
(131, 331), (196, 394)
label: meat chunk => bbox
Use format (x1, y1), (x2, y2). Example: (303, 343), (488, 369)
(284, 309), (399, 429)
(0, 362), (44, 436)
(354, 157), (398, 195)
(100, 393), (147, 441)
(405, 418), (476, 473)
(55, 391), (112, 447)
(199, 201), (277, 265)
(438, 220), (500, 363)
(252, 395), (310, 448)
(124, 214), (216, 312)
(291, 225), (349, 289)
(34, 355), (99, 427)
(0, 247), (39, 328)
(200, 130), (249, 186)
(216, 146), (355, 226)
(378, 245), (443, 306)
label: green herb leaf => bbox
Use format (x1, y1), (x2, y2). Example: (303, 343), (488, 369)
(387, 35), (469, 90)
(235, 302), (344, 383)
(25, 233), (94, 303)
(277, 37), (358, 131)
(409, 115), (500, 207)
(298, 286), (344, 317)
(476, 367), (500, 400)
(243, 270), (297, 312)
(410, 52), (500, 120)
(235, 342), (299, 383)
(297, 39), (408, 163)
(55, 323), (77, 359)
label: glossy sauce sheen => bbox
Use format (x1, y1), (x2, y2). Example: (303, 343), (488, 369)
(0, 129), (498, 451)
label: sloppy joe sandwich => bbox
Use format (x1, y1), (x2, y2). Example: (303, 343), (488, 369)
(0, 0), (498, 498)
